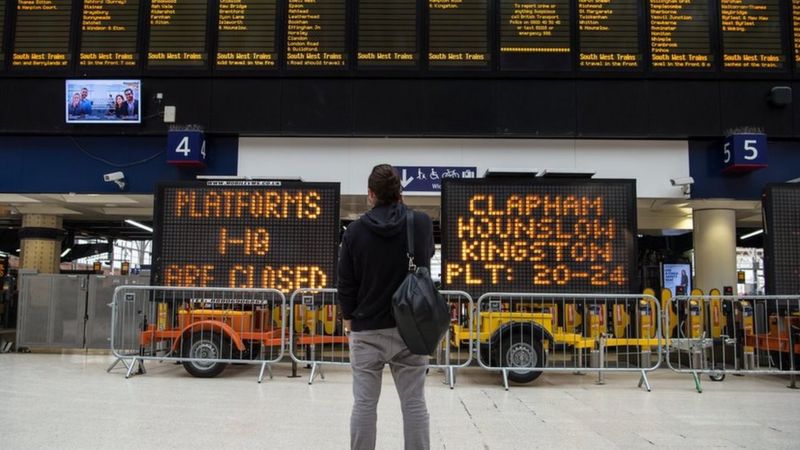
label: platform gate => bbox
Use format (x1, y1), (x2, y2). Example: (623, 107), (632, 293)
(289, 289), (473, 388)
(666, 294), (800, 392)
(110, 285), (286, 382)
(475, 293), (663, 391)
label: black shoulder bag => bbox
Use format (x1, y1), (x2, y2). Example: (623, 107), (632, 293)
(391, 211), (450, 355)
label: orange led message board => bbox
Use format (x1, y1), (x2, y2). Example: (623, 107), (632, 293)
(441, 178), (637, 297)
(152, 180), (340, 293)
(763, 183), (800, 295)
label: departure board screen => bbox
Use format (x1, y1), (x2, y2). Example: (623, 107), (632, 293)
(650, 0), (713, 70)
(763, 184), (800, 295)
(147, 0), (208, 68)
(721, 0), (784, 70)
(429, 0), (490, 68)
(499, 0), (571, 71)
(216, 0), (278, 69)
(358, 0), (417, 67)
(0, 1), (5, 68)
(287, 0), (347, 68)
(578, 0), (641, 70)
(11, 0), (72, 69)
(441, 179), (637, 298)
(79, 0), (140, 69)
(152, 181), (340, 293)
(794, 0), (800, 68)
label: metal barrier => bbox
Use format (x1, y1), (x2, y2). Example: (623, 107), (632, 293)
(287, 289), (349, 384)
(666, 295), (800, 393)
(110, 285), (286, 383)
(432, 290), (474, 388)
(475, 293), (663, 391)
(289, 289), (474, 388)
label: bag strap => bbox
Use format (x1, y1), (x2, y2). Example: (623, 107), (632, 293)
(405, 210), (416, 273)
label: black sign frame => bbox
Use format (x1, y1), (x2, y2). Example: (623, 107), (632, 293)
(441, 177), (638, 297)
(763, 183), (800, 295)
(150, 180), (341, 290)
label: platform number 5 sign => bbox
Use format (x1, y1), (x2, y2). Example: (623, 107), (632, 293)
(722, 133), (767, 174)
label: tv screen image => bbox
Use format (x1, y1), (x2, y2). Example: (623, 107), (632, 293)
(65, 80), (141, 124)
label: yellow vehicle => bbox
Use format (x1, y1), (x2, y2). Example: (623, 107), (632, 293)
(450, 297), (660, 383)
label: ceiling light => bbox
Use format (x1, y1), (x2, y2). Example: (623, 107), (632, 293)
(741, 229), (764, 240)
(125, 219), (153, 233)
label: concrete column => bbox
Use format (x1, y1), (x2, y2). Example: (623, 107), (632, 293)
(19, 214), (64, 274)
(692, 209), (737, 294)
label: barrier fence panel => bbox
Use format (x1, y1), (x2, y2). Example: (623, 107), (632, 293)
(288, 288), (349, 384)
(430, 290), (474, 389)
(475, 293), (662, 391)
(666, 295), (800, 393)
(289, 289), (474, 388)
(110, 286), (286, 382)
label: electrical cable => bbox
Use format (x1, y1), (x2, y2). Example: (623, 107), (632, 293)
(69, 136), (165, 168)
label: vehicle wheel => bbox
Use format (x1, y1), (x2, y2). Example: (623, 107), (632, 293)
(239, 341), (262, 360)
(500, 332), (544, 383)
(709, 367), (725, 382)
(181, 332), (229, 378)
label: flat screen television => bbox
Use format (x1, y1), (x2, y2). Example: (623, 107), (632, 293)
(65, 80), (141, 124)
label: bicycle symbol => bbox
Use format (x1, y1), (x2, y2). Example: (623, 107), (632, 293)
(441, 169), (460, 179)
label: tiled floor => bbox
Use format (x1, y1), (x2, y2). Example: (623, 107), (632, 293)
(1, 353), (799, 449)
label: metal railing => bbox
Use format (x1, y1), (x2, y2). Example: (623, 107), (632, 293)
(666, 295), (800, 393)
(288, 289), (475, 388)
(429, 290), (474, 388)
(288, 288), (349, 384)
(110, 285), (286, 383)
(475, 293), (663, 391)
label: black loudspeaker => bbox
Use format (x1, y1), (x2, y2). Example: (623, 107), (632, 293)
(769, 86), (792, 107)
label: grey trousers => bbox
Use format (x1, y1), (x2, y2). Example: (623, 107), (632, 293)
(349, 327), (430, 450)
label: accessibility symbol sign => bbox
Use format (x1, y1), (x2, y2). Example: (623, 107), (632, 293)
(395, 166), (477, 192)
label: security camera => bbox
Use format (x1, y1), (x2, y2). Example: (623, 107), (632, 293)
(103, 171), (126, 191)
(670, 177), (694, 186)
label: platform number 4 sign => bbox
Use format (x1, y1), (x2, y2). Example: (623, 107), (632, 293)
(722, 133), (767, 174)
(167, 130), (207, 168)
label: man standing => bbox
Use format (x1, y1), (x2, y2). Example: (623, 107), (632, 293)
(123, 88), (138, 118)
(79, 87), (93, 115)
(338, 164), (435, 450)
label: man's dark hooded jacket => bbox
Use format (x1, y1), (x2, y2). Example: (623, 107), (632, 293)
(337, 202), (434, 332)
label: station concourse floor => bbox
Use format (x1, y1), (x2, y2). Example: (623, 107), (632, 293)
(1, 353), (799, 449)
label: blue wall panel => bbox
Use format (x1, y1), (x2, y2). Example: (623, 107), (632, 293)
(0, 136), (237, 194)
(689, 140), (800, 200)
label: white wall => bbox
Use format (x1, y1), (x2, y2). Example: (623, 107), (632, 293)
(238, 138), (690, 198)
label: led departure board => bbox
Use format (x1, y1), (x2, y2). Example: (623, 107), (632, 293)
(287, 0), (347, 68)
(0, 1), (5, 68)
(429, 0), (490, 68)
(152, 181), (340, 293)
(578, 0), (641, 70)
(11, 0), (72, 69)
(794, 0), (800, 67)
(216, 0), (278, 68)
(79, 0), (141, 69)
(499, 0), (571, 71)
(147, 0), (208, 68)
(441, 179), (637, 297)
(721, 0), (783, 70)
(358, 0), (417, 67)
(763, 184), (800, 295)
(650, 0), (713, 70)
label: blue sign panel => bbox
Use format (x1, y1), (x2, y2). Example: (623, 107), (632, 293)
(395, 166), (477, 192)
(722, 133), (767, 174)
(167, 130), (207, 168)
